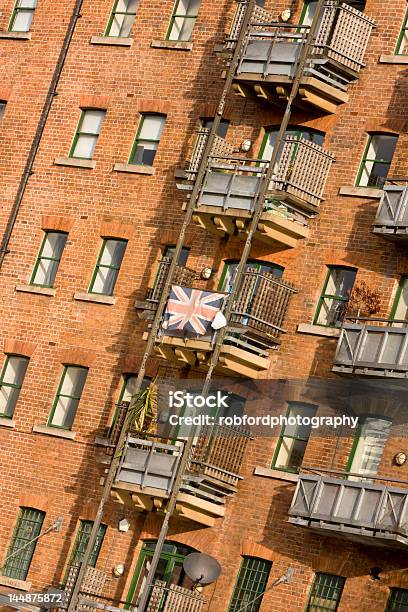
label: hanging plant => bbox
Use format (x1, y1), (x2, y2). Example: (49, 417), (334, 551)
(128, 378), (158, 436)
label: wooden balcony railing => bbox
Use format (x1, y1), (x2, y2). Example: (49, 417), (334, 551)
(289, 471), (408, 549)
(373, 182), (408, 238)
(332, 317), (408, 377)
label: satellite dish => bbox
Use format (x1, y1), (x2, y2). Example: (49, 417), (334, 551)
(183, 553), (222, 585)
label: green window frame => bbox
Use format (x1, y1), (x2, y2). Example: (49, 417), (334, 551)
(48, 365), (88, 430)
(271, 402), (317, 473)
(228, 556), (272, 612)
(69, 109), (106, 160)
(89, 238), (127, 296)
(306, 573), (345, 611)
(109, 374), (151, 434)
(386, 588), (408, 611)
(30, 231), (68, 288)
(395, 8), (408, 55)
(105, 0), (139, 37)
(200, 117), (230, 139)
(2, 508), (45, 581)
(64, 520), (106, 582)
(356, 133), (399, 188)
(391, 275), (408, 324)
(0, 355), (29, 418)
(300, 0), (365, 25)
(258, 126), (325, 163)
(346, 415), (391, 481)
(314, 266), (357, 327)
(166, 0), (201, 42)
(9, 0), (37, 33)
(129, 114), (166, 166)
(218, 259), (284, 293)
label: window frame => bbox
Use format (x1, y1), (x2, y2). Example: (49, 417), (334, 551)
(313, 265), (357, 328)
(48, 365), (88, 430)
(355, 132), (399, 188)
(69, 109), (106, 160)
(271, 402), (317, 474)
(228, 556), (272, 612)
(30, 231), (68, 288)
(0, 355), (29, 419)
(395, 8), (408, 55)
(2, 508), (45, 581)
(105, 0), (138, 38)
(258, 125), (325, 162)
(306, 572), (345, 612)
(386, 588), (408, 611)
(88, 238), (128, 296)
(8, 0), (37, 33)
(390, 275), (408, 322)
(64, 520), (106, 583)
(166, 0), (201, 42)
(345, 414), (392, 480)
(129, 113), (166, 167)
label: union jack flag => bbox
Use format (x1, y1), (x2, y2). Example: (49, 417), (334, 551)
(162, 285), (225, 336)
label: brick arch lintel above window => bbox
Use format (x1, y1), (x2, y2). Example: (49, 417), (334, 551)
(240, 540), (274, 562)
(120, 356), (156, 379)
(137, 100), (171, 116)
(18, 493), (49, 513)
(196, 102), (233, 120)
(58, 348), (96, 368)
(78, 95), (110, 110)
(100, 219), (135, 241)
(364, 118), (404, 134)
(3, 339), (36, 357)
(41, 214), (74, 234)
(158, 229), (195, 248)
(0, 86), (12, 102)
(142, 512), (217, 551)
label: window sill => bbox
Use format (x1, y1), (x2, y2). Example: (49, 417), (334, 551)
(113, 162), (155, 175)
(54, 157), (96, 169)
(90, 35), (133, 47)
(339, 185), (383, 199)
(32, 424), (76, 440)
(150, 39), (193, 51)
(95, 435), (114, 447)
(254, 466), (299, 483)
(0, 417), (16, 428)
(0, 576), (32, 591)
(297, 323), (341, 338)
(0, 31), (31, 40)
(74, 291), (116, 305)
(379, 55), (408, 64)
(15, 284), (56, 297)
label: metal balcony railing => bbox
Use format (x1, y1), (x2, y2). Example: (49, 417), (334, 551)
(189, 132), (334, 211)
(332, 317), (408, 377)
(146, 257), (198, 304)
(289, 470), (408, 549)
(230, 1), (375, 78)
(374, 181), (408, 237)
(148, 580), (206, 612)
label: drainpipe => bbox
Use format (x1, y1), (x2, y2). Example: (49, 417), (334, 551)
(0, 0), (84, 269)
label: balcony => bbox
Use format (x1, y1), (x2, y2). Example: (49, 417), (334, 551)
(289, 471), (408, 550)
(111, 423), (251, 527)
(230, 1), (375, 114)
(332, 318), (408, 378)
(136, 258), (297, 378)
(373, 182), (408, 241)
(178, 129), (334, 250)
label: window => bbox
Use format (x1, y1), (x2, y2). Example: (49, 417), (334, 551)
(356, 134), (398, 188)
(167, 0), (200, 41)
(70, 110), (106, 160)
(200, 118), (230, 139)
(260, 126), (325, 162)
(65, 521), (106, 581)
(106, 0), (139, 37)
(30, 231), (68, 288)
(219, 260), (283, 294)
(0, 356), (29, 418)
(300, 0), (365, 26)
(89, 239), (127, 295)
(2, 508), (45, 581)
(391, 275), (408, 325)
(272, 403), (317, 473)
(48, 366), (88, 429)
(386, 588), (408, 612)
(9, 0), (37, 32)
(126, 541), (196, 609)
(0, 102), (6, 121)
(163, 245), (190, 266)
(396, 8), (408, 55)
(314, 266), (357, 327)
(110, 375), (151, 438)
(347, 416), (391, 481)
(306, 573), (345, 611)
(228, 557), (272, 612)
(129, 114), (166, 166)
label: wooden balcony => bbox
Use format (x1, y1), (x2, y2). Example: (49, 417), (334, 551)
(373, 183), (408, 241)
(230, 1), (375, 114)
(332, 318), (408, 378)
(289, 472), (408, 550)
(111, 424), (250, 527)
(136, 260), (297, 378)
(178, 129), (333, 249)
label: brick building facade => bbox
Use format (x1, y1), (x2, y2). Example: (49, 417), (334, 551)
(0, 0), (408, 610)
